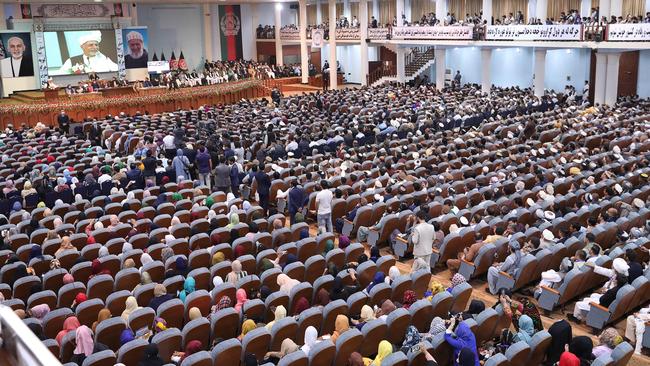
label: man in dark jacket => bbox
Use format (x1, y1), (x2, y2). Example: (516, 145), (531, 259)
(214, 156), (231, 193)
(254, 164), (272, 215)
(288, 179), (305, 224)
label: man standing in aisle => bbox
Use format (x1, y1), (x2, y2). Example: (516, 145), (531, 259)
(315, 180), (333, 233)
(57, 109), (70, 135)
(410, 211), (434, 271)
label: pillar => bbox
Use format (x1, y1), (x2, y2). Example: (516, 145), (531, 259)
(203, 4), (213, 62)
(481, 48), (492, 94)
(343, 0), (351, 20)
(600, 0), (611, 21)
(436, 0), (448, 20)
(482, 0), (492, 25)
(528, 0), (537, 21)
(372, 0), (380, 22)
(609, 0), (622, 17)
(359, 0), (369, 86)
(316, 0), (322, 24)
(299, 0), (308, 84)
(534, 49), (546, 97)
(580, 0), (591, 18)
(593, 52), (607, 105)
(535, 0), (547, 22)
(647, 0), (650, 14)
(604, 53), (620, 106)
(328, 0), (337, 89)
(251, 4), (259, 60)
(396, 0), (404, 26)
(396, 47), (406, 83)
(0, 5), (6, 30)
(275, 3), (283, 66)
(130, 4), (138, 26)
(435, 48), (446, 91)
(404, 0), (411, 24)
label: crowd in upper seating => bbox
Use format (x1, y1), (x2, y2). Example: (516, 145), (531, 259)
(0, 74), (649, 366)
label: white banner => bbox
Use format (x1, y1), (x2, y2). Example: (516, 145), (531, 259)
(115, 28), (126, 79)
(335, 28), (360, 40)
(34, 31), (48, 87)
(368, 28), (390, 40)
(485, 25), (582, 41)
(311, 29), (324, 48)
(392, 26), (474, 40)
(279, 29), (300, 40)
(606, 23), (650, 41)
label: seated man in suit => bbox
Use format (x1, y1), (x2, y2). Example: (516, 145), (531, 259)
(0, 36), (34, 78)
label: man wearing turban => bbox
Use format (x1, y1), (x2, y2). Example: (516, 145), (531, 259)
(124, 31), (148, 69)
(61, 30), (118, 74)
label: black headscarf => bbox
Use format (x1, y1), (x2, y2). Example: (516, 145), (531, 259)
(545, 320), (572, 366)
(137, 343), (164, 366)
(569, 336), (594, 366)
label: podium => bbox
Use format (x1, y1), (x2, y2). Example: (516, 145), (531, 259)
(44, 88), (61, 102)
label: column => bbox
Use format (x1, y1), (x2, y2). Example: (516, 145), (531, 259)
(316, 0), (322, 24)
(604, 52), (620, 106)
(251, 4), (259, 60)
(436, 0), (447, 20)
(372, 0), (380, 22)
(396, 0), (404, 26)
(404, 0), (412, 24)
(593, 52), (607, 105)
(0, 5), (6, 30)
(528, 0), (537, 21)
(396, 47), (406, 83)
(534, 49), (546, 97)
(580, 0), (591, 18)
(299, 0), (309, 84)
(609, 0), (622, 17)
(203, 4), (213, 62)
(647, 0), (650, 14)
(481, 48), (492, 94)
(329, 0), (337, 89)
(275, 3), (283, 66)
(343, 0), (351, 20)
(435, 48), (446, 91)
(600, 0), (611, 21)
(130, 4), (138, 26)
(482, 0), (492, 25)
(359, 0), (369, 85)
(535, 0), (547, 22)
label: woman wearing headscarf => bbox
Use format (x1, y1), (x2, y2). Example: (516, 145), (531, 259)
(89, 258), (111, 279)
(338, 235), (351, 250)
(226, 260), (248, 285)
(315, 288), (330, 307)
(211, 296), (232, 316)
(55, 236), (75, 256)
(28, 244), (44, 262)
(121, 296), (141, 321)
(277, 273), (300, 295)
(461, 300), (485, 321)
(487, 240), (522, 294)
(28, 304), (50, 321)
(370, 340), (393, 366)
(138, 343), (164, 366)
(56, 316), (81, 346)
(172, 149), (190, 183)
(178, 277), (196, 303)
(70, 325), (94, 365)
(188, 307), (202, 321)
(352, 305), (376, 331)
(239, 319), (257, 340)
(348, 352), (365, 366)
(425, 317), (447, 341)
(226, 212), (240, 230)
(322, 239), (334, 256)
(569, 336), (594, 366)
(9, 264), (28, 288)
(513, 315), (536, 345)
(558, 352), (581, 366)
(545, 319), (572, 366)
(592, 328), (622, 358)
(402, 325), (423, 354)
(165, 256), (189, 279)
(134, 272), (153, 291)
(149, 284), (173, 312)
(234, 288), (248, 313)
(263, 338), (300, 363)
(448, 273), (467, 293)
(444, 318), (480, 366)
(330, 314), (350, 343)
(92, 308), (112, 333)
(140, 253), (154, 271)
(364, 271), (385, 295)
(266, 305), (287, 331)
(301, 326), (319, 354)
(515, 298), (543, 332)
(385, 266), (401, 286)
(376, 299), (397, 321)
(120, 329), (135, 346)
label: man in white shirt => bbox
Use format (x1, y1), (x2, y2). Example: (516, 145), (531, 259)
(0, 37), (34, 78)
(60, 31), (118, 74)
(315, 180), (333, 233)
(410, 211), (434, 271)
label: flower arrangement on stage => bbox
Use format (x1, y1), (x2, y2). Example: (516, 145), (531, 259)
(0, 80), (262, 115)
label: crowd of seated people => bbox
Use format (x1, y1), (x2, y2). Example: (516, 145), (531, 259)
(0, 78), (648, 366)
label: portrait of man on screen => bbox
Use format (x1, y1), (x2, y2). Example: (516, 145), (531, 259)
(0, 36), (34, 78)
(60, 30), (118, 74)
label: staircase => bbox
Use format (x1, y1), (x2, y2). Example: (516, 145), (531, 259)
(371, 46), (436, 87)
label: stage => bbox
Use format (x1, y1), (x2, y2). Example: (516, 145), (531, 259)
(0, 80), (269, 128)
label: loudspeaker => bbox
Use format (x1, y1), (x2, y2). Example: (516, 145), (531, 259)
(289, 4), (299, 10)
(365, 38), (370, 43)
(594, 34), (602, 42)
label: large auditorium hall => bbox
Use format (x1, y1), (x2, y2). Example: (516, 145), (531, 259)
(0, 1), (648, 366)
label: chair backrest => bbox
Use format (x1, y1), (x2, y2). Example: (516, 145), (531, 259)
(270, 316), (299, 351)
(484, 353), (508, 366)
(386, 308), (411, 345)
(116, 338), (148, 366)
(94, 316), (126, 351)
(241, 327), (272, 363)
(359, 319), (388, 357)
(380, 351), (408, 366)
(297, 307), (323, 346)
(505, 341), (531, 365)
(450, 282), (473, 313)
(211, 338), (242, 366)
(409, 299), (434, 333)
(321, 299), (348, 334)
(611, 342), (634, 366)
(156, 298), (184, 330)
(277, 350), (308, 366)
(81, 349), (116, 366)
(180, 350), (212, 366)
(334, 328), (363, 366)
(151, 328), (182, 363)
(474, 308), (498, 346)
(431, 291), (453, 319)
(75, 297), (105, 328)
(308, 339), (335, 366)
(528, 330), (552, 366)
(128, 307), (155, 333)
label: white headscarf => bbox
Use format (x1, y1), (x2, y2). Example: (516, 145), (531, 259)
(301, 326), (318, 354)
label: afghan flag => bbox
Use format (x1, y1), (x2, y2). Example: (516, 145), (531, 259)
(152, 53), (158, 61)
(218, 5), (243, 60)
(169, 51), (178, 70)
(160, 52), (166, 61)
(178, 51), (188, 71)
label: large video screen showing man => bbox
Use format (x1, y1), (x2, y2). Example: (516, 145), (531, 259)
(0, 32), (34, 78)
(123, 28), (149, 69)
(44, 30), (118, 75)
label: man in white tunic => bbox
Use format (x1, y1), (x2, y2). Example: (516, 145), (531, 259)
(61, 31), (118, 74)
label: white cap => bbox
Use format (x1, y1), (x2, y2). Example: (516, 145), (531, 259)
(126, 31), (143, 43)
(542, 228), (555, 240)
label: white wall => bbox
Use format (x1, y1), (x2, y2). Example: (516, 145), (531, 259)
(320, 44), (376, 84)
(491, 47), (534, 88)
(544, 48), (590, 94)
(240, 4), (256, 61)
(256, 3), (297, 27)
(445, 47), (482, 84)
(210, 4), (222, 62)
(638, 50), (650, 98)
(137, 4), (205, 70)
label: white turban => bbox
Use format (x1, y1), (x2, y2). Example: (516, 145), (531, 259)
(79, 31), (102, 46)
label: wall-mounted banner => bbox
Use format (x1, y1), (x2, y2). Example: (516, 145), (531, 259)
(115, 29), (126, 79)
(485, 25), (582, 41)
(218, 5), (243, 61)
(368, 28), (390, 40)
(311, 29), (324, 48)
(34, 31), (48, 86)
(606, 23), (650, 41)
(335, 28), (360, 40)
(280, 29), (300, 41)
(392, 26), (473, 40)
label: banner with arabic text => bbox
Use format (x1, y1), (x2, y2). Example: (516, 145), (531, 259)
(335, 28), (360, 40)
(280, 29), (301, 40)
(606, 24), (650, 41)
(485, 25), (582, 41)
(392, 26), (473, 40)
(368, 28), (390, 40)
